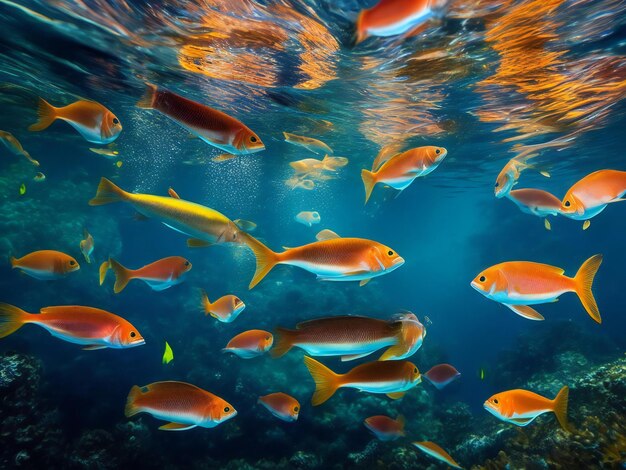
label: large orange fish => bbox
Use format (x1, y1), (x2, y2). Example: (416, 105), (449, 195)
(258, 393), (300, 422)
(471, 255), (603, 323)
(361, 146), (447, 204)
(0, 303), (144, 349)
(355, 0), (448, 44)
(242, 231), (404, 289)
(29, 98), (122, 144)
(125, 381), (236, 431)
(303, 356), (421, 405)
(100, 256), (192, 293)
(484, 386), (571, 432)
(272, 313), (426, 361)
(137, 83), (264, 155)
(11, 249), (80, 280)
(223, 330), (273, 358)
(560, 169), (626, 225)
(364, 415), (405, 441)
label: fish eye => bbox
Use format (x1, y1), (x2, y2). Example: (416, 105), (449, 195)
(435, 148), (441, 154)
(479, 276), (486, 282)
(113, 118), (119, 125)
(224, 406), (230, 412)
(564, 200), (571, 207)
(130, 331), (136, 338)
(388, 250), (394, 256)
(294, 406), (299, 412)
(413, 367), (418, 374)
(184, 261), (190, 266)
(265, 336), (270, 341)
(69, 260), (76, 265)
(232, 233), (237, 240)
(493, 399), (499, 404)
(250, 136), (257, 143)
(495, 182), (500, 187)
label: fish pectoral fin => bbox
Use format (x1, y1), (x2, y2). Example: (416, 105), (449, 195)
(378, 344), (407, 361)
(504, 304), (545, 321)
(187, 238), (213, 248)
(83, 345), (107, 350)
(168, 187), (181, 199)
(386, 392), (406, 400)
(509, 417), (535, 426)
(359, 279), (371, 287)
(341, 351), (375, 362)
(158, 422), (197, 431)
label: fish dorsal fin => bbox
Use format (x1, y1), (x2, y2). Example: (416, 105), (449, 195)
(372, 142), (403, 171)
(386, 392), (406, 400)
(40, 306), (109, 316)
(159, 422), (197, 431)
(168, 188), (181, 199)
(316, 229), (340, 241)
(187, 238), (212, 248)
(537, 264), (565, 275)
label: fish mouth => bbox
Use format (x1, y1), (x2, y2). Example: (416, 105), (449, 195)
(129, 338), (146, 347)
(392, 256), (405, 268)
(436, 149), (448, 162)
(470, 280), (482, 292)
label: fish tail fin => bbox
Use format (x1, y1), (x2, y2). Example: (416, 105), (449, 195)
(124, 385), (142, 417)
(574, 254), (603, 323)
(303, 356), (341, 406)
(109, 258), (133, 293)
(0, 303), (29, 338)
(99, 259), (111, 286)
(200, 289), (212, 315)
(88, 177), (129, 206)
(136, 82), (158, 109)
(28, 98), (57, 132)
(240, 233), (280, 289)
(354, 12), (367, 45)
(361, 169), (376, 204)
(9, 256), (17, 268)
(270, 327), (296, 358)
(553, 386), (572, 432)
(397, 415), (406, 434)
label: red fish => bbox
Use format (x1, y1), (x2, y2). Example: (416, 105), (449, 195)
(0, 303), (144, 350)
(201, 289), (246, 323)
(100, 256), (191, 293)
(125, 381), (236, 430)
(11, 250), (79, 280)
(258, 393), (300, 422)
(137, 83), (264, 155)
(364, 415), (405, 441)
(423, 364), (460, 390)
(223, 330), (273, 358)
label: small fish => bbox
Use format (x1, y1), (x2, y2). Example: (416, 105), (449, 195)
(471, 255), (603, 323)
(29, 98), (122, 144)
(272, 313), (426, 362)
(355, 0), (448, 44)
(0, 130), (39, 165)
(258, 393), (300, 422)
(115, 160), (123, 168)
(295, 211), (321, 227)
(412, 441), (463, 469)
(162, 341), (174, 364)
(361, 146), (447, 204)
(484, 386), (571, 432)
(137, 83), (264, 156)
(222, 330), (273, 358)
(212, 153), (237, 163)
(242, 233), (404, 289)
(303, 356), (421, 405)
(479, 368), (486, 380)
(285, 177), (315, 190)
(560, 169), (626, 222)
(0, 303), (145, 349)
(79, 228), (94, 264)
(125, 381), (236, 431)
(506, 188), (562, 218)
(283, 132), (333, 155)
(201, 289), (245, 323)
(33, 172), (46, 182)
(101, 256), (192, 293)
(494, 154), (549, 198)
(323, 155), (349, 170)
(89, 147), (119, 158)
(89, 178), (243, 247)
(233, 219), (257, 232)
(423, 364), (461, 390)
(364, 415), (405, 441)
(19, 183), (26, 195)
(11, 250), (79, 280)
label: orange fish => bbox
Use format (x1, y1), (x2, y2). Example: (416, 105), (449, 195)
(494, 154), (549, 198)
(412, 441), (463, 469)
(506, 189), (561, 218)
(201, 289), (245, 323)
(471, 255), (603, 323)
(242, 232), (404, 289)
(272, 313), (426, 362)
(484, 386), (571, 432)
(355, 0), (448, 44)
(125, 381), (236, 430)
(303, 356), (421, 405)
(223, 330), (273, 358)
(79, 228), (94, 264)
(0, 303), (144, 349)
(560, 169), (626, 224)
(100, 256), (191, 293)
(361, 146), (447, 203)
(10, 250), (79, 280)
(137, 83), (264, 155)
(29, 98), (122, 144)
(364, 415), (405, 441)
(258, 393), (300, 422)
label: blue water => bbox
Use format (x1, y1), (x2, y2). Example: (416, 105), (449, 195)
(0, 0), (625, 468)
